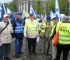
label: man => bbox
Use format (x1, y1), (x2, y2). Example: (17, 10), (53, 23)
(24, 14), (39, 54)
(39, 19), (47, 53)
(39, 19), (47, 38)
(12, 13), (25, 58)
(0, 14), (13, 60)
(50, 16), (58, 60)
(54, 16), (70, 60)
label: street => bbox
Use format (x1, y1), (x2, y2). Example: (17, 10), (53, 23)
(11, 38), (52, 60)
(11, 38), (70, 60)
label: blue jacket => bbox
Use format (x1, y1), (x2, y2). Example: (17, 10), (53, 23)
(12, 18), (25, 39)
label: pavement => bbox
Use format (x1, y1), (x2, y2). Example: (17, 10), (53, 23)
(11, 38), (70, 60)
(11, 38), (52, 60)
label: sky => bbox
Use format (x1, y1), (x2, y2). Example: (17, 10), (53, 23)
(0, 0), (13, 3)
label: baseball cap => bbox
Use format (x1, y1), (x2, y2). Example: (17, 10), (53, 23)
(4, 14), (9, 18)
(30, 13), (34, 16)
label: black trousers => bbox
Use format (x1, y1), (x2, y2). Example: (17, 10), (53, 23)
(55, 44), (70, 60)
(2, 43), (11, 58)
(27, 38), (36, 53)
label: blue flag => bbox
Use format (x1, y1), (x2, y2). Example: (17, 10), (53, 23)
(0, 6), (2, 21)
(0, 3), (7, 21)
(55, 0), (60, 21)
(30, 6), (36, 18)
(50, 11), (55, 20)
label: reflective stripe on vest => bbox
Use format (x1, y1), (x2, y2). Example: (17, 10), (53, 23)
(59, 23), (70, 44)
(50, 25), (56, 38)
(15, 21), (23, 33)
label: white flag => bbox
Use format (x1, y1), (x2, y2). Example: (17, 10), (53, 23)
(55, 0), (60, 21)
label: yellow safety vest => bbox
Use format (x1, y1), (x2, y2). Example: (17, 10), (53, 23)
(57, 22), (70, 44)
(50, 21), (54, 28)
(41, 20), (47, 29)
(40, 20), (47, 38)
(26, 19), (38, 36)
(50, 24), (56, 38)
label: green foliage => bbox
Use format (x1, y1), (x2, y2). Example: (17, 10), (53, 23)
(33, 0), (44, 14)
(8, 0), (18, 12)
(59, 0), (68, 15)
(47, 0), (68, 14)
(7, 0), (68, 14)
(33, 0), (68, 15)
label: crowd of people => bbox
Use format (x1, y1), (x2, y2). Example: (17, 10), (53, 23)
(0, 12), (70, 60)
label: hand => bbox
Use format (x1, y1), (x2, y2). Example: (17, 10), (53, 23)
(24, 36), (27, 39)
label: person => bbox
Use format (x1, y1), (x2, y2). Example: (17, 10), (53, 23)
(39, 19), (47, 38)
(12, 13), (25, 58)
(24, 14), (39, 55)
(54, 16), (70, 60)
(50, 16), (58, 60)
(0, 14), (13, 60)
(39, 19), (47, 53)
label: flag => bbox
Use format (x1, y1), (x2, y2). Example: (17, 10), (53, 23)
(22, 10), (25, 15)
(7, 8), (11, 14)
(55, 0), (60, 21)
(2, 3), (7, 14)
(22, 10), (25, 19)
(30, 6), (36, 18)
(0, 6), (2, 21)
(50, 11), (55, 20)
(0, 3), (7, 21)
(41, 14), (43, 19)
(44, 13), (47, 20)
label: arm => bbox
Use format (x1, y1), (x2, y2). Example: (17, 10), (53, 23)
(0, 22), (4, 33)
(24, 21), (27, 37)
(22, 19), (25, 29)
(37, 21), (39, 36)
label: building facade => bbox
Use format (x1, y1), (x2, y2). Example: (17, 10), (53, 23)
(18, 0), (49, 13)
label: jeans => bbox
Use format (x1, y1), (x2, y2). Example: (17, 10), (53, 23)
(15, 38), (23, 55)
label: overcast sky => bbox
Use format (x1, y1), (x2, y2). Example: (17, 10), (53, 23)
(0, 0), (13, 3)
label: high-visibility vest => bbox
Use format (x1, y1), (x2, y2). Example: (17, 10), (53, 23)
(26, 19), (38, 37)
(50, 21), (54, 37)
(57, 22), (70, 44)
(50, 24), (56, 38)
(15, 20), (23, 33)
(50, 21), (54, 28)
(41, 20), (47, 29)
(40, 20), (47, 37)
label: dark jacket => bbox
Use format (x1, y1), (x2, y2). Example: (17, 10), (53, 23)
(12, 18), (25, 39)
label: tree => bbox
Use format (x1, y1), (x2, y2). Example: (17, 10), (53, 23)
(7, 0), (68, 14)
(47, 0), (68, 15)
(33, 0), (44, 14)
(32, 0), (68, 15)
(8, 0), (18, 12)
